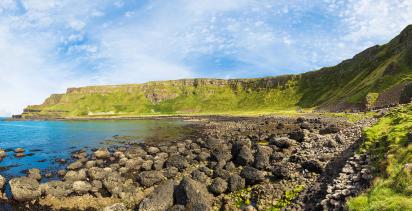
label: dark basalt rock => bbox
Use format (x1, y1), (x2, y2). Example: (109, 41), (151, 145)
(165, 155), (189, 171)
(240, 166), (266, 185)
(228, 174), (245, 192)
(320, 124), (340, 134)
(234, 145), (254, 166)
(271, 164), (290, 179)
(302, 160), (323, 173)
(254, 145), (272, 170)
(289, 130), (305, 142)
(139, 180), (175, 211)
(137, 170), (164, 187)
(174, 176), (213, 210)
(209, 177), (228, 195)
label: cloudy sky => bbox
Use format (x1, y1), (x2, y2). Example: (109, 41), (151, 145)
(0, 0), (411, 116)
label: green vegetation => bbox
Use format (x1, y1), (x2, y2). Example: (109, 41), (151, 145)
(347, 105), (412, 210)
(269, 185), (305, 211)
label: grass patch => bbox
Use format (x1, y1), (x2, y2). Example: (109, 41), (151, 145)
(347, 105), (412, 210)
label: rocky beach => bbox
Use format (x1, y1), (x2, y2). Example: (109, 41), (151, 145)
(0, 115), (377, 210)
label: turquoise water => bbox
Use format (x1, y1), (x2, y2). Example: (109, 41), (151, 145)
(0, 118), (190, 180)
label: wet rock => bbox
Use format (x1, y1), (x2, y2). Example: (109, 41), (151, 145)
(165, 155), (188, 171)
(64, 169), (87, 181)
(139, 180), (175, 211)
(27, 168), (42, 181)
(9, 177), (41, 202)
(0, 149), (6, 158)
(57, 170), (67, 177)
(254, 145), (272, 170)
(209, 177), (228, 195)
(94, 148), (110, 159)
(67, 160), (83, 170)
(72, 181), (92, 194)
(14, 148), (25, 153)
(235, 145), (254, 166)
(228, 174), (245, 192)
(302, 160), (323, 173)
(14, 153), (25, 157)
(41, 181), (73, 197)
(240, 166), (266, 185)
(175, 176), (213, 210)
(103, 203), (127, 211)
(85, 160), (96, 168)
(137, 170), (164, 187)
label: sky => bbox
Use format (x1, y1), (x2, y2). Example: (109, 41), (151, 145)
(0, 0), (412, 116)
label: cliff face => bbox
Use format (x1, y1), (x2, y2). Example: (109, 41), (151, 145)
(20, 26), (412, 118)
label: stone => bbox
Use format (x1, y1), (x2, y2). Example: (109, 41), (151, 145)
(302, 160), (323, 173)
(41, 181), (73, 197)
(137, 170), (164, 187)
(85, 160), (97, 168)
(164, 167), (179, 179)
(14, 148), (25, 153)
(125, 158), (143, 170)
(165, 155), (188, 171)
(64, 169), (87, 181)
(0, 149), (6, 158)
(271, 164), (290, 179)
(0, 175), (5, 189)
(196, 151), (210, 161)
(67, 160), (83, 170)
(125, 147), (147, 159)
(254, 145), (272, 170)
(72, 181), (92, 194)
(289, 130), (305, 142)
(228, 174), (245, 192)
(147, 147), (160, 154)
(191, 170), (208, 183)
(9, 177), (41, 202)
(14, 153), (25, 157)
(209, 177), (228, 195)
(270, 137), (295, 148)
(211, 146), (232, 162)
(203, 137), (223, 150)
(320, 124), (340, 134)
(87, 167), (110, 180)
(174, 177), (213, 209)
(27, 168), (42, 181)
(240, 166), (266, 185)
(141, 160), (154, 171)
(94, 148), (110, 159)
(235, 145), (254, 166)
(103, 203), (127, 211)
(139, 180), (175, 211)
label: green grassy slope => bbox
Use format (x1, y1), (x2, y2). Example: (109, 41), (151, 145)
(347, 105), (412, 210)
(20, 25), (412, 118)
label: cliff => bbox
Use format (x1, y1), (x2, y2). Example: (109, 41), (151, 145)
(19, 25), (412, 118)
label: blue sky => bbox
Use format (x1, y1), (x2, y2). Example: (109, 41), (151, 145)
(0, 0), (412, 116)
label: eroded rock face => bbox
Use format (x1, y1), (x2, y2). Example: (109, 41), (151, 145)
(139, 180), (175, 211)
(175, 177), (213, 210)
(9, 177), (41, 202)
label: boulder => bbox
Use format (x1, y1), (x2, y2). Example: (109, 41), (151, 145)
(27, 168), (42, 181)
(41, 181), (73, 197)
(137, 170), (164, 188)
(320, 124), (339, 134)
(271, 164), (290, 179)
(139, 180), (175, 211)
(240, 166), (266, 185)
(14, 148), (25, 153)
(67, 160), (83, 170)
(147, 147), (160, 154)
(235, 145), (254, 166)
(0, 149), (6, 158)
(254, 145), (272, 170)
(125, 147), (147, 159)
(72, 181), (92, 194)
(87, 167), (110, 180)
(64, 169), (87, 181)
(165, 155), (188, 171)
(211, 146), (232, 162)
(270, 137), (295, 148)
(228, 174), (245, 192)
(289, 130), (305, 142)
(209, 177), (228, 195)
(191, 170), (208, 183)
(9, 177), (41, 202)
(94, 148), (110, 159)
(203, 137), (223, 150)
(175, 176), (213, 209)
(141, 160), (154, 171)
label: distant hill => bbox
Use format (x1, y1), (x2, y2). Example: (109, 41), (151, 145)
(18, 25), (412, 119)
